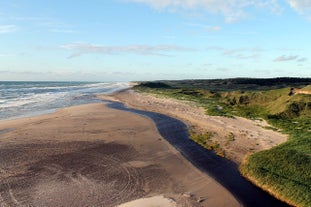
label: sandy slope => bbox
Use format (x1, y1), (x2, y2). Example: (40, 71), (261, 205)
(0, 103), (239, 207)
(100, 89), (287, 163)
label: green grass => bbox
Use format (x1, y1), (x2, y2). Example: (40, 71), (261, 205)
(190, 131), (226, 157)
(240, 139), (311, 207)
(134, 79), (311, 207)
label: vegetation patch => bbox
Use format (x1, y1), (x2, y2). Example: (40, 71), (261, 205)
(138, 81), (173, 89)
(225, 132), (236, 145)
(134, 78), (311, 207)
(240, 144), (311, 207)
(190, 131), (226, 158)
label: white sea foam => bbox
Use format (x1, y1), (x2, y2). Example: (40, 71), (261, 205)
(0, 81), (129, 120)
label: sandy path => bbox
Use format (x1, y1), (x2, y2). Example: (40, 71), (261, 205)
(0, 103), (239, 207)
(100, 90), (288, 163)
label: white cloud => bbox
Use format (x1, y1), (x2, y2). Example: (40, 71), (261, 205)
(5, 13), (76, 33)
(50, 28), (76, 33)
(287, 0), (311, 13)
(208, 47), (263, 59)
(287, 0), (311, 19)
(0, 25), (18, 34)
(297, 57), (307, 62)
(206, 25), (222, 31)
(185, 22), (222, 32)
(273, 55), (307, 62)
(125, 0), (282, 22)
(274, 55), (298, 61)
(61, 42), (194, 58)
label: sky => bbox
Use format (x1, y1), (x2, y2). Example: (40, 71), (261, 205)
(0, 0), (310, 81)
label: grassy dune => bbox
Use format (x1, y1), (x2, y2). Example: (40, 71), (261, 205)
(134, 78), (311, 207)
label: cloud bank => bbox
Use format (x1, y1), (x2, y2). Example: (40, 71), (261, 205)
(288, 0), (311, 13)
(208, 47), (263, 59)
(125, 0), (281, 22)
(61, 42), (194, 58)
(126, 0), (311, 21)
(287, 0), (311, 20)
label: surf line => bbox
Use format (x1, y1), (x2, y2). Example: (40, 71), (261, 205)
(106, 101), (290, 207)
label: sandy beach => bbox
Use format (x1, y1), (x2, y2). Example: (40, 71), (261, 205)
(0, 103), (239, 207)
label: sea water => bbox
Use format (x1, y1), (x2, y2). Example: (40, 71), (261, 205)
(0, 81), (129, 120)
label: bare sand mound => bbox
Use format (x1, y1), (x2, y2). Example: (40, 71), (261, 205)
(118, 195), (176, 207)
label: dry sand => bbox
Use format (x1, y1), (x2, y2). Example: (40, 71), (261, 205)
(0, 103), (239, 207)
(100, 89), (288, 164)
(117, 195), (176, 207)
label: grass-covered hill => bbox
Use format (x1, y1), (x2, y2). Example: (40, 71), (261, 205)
(161, 77), (311, 91)
(135, 78), (311, 118)
(134, 78), (311, 207)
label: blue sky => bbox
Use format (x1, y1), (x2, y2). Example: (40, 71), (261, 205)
(0, 0), (310, 81)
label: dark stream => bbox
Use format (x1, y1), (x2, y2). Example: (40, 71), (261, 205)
(107, 101), (291, 207)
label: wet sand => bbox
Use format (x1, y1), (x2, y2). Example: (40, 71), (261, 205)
(0, 103), (239, 207)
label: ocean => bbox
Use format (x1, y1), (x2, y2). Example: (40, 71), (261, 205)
(0, 81), (129, 120)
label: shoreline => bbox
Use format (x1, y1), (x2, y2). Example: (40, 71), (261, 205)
(0, 102), (239, 207)
(0, 81), (130, 121)
(0, 109), (57, 122)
